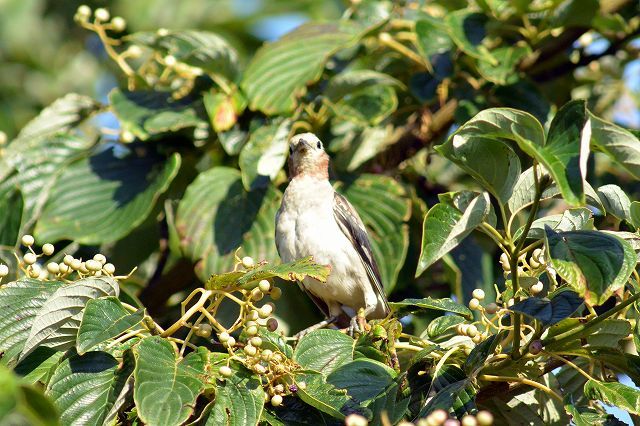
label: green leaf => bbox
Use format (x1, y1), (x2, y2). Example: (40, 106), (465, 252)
(133, 336), (207, 426)
(508, 290), (583, 326)
(590, 113), (640, 180)
(336, 174), (410, 292)
(46, 350), (133, 426)
(238, 118), (292, 190)
(176, 167), (281, 280)
(0, 279), (63, 363)
(455, 103), (589, 205)
(416, 192), (490, 275)
(201, 362), (265, 426)
(345, 126), (393, 172)
(480, 374), (568, 425)
(445, 11), (494, 62)
(34, 146), (180, 244)
(420, 365), (475, 418)
(513, 208), (592, 240)
(546, 319), (632, 350)
(0, 364), (59, 426)
(464, 331), (508, 374)
(294, 329), (355, 375)
(77, 297), (144, 355)
(327, 359), (406, 425)
(415, 15), (453, 58)
(327, 358), (395, 403)
(389, 297), (472, 319)
(19, 277), (119, 361)
(426, 315), (465, 339)
(10, 93), (99, 144)
(109, 89), (206, 141)
(630, 202), (640, 229)
(596, 184), (630, 221)
(206, 256), (330, 290)
(129, 30), (239, 81)
(585, 379), (640, 415)
(545, 228), (636, 305)
(436, 135), (521, 205)
(203, 91), (238, 133)
(325, 70), (403, 102)
(564, 402), (626, 426)
(13, 347), (64, 384)
(477, 45), (531, 85)
(0, 186), (22, 246)
(551, 0), (599, 27)
(293, 371), (363, 420)
(331, 85), (397, 126)
(241, 21), (365, 115)
(508, 166), (604, 216)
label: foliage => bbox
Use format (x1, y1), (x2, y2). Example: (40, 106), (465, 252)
(1, 0), (640, 425)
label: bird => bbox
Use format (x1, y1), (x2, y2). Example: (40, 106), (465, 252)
(275, 132), (390, 336)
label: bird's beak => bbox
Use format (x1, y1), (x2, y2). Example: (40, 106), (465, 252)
(296, 140), (312, 154)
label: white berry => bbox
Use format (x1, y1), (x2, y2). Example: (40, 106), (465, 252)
(0, 264), (8, 277)
(94, 8), (110, 21)
(21, 235), (35, 246)
(42, 243), (54, 256)
(23, 253), (37, 265)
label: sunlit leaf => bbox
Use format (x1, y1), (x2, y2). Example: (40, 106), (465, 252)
(294, 329), (355, 375)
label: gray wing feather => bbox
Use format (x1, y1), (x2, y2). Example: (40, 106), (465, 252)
(332, 192), (390, 315)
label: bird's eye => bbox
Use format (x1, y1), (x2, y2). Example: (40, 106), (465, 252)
(289, 146), (293, 154)
(316, 141), (322, 149)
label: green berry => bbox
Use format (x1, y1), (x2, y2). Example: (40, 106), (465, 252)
(258, 279), (271, 292)
(195, 323), (212, 338)
(23, 253), (37, 265)
(270, 394), (283, 407)
(270, 287), (282, 300)
(241, 256), (255, 268)
(104, 263), (116, 275)
(42, 243), (55, 256)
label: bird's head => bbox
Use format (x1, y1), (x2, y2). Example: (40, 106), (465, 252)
(287, 133), (329, 180)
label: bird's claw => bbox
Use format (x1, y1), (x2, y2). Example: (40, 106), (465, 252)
(348, 314), (368, 337)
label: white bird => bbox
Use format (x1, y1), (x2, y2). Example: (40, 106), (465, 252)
(275, 132), (390, 335)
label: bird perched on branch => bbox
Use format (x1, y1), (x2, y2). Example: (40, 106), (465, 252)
(275, 132), (389, 336)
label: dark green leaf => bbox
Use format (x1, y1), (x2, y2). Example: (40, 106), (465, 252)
(597, 184), (630, 221)
(584, 379), (640, 415)
(133, 336), (207, 426)
(13, 347), (64, 384)
(426, 315), (465, 339)
(129, 30), (239, 81)
(201, 362), (265, 426)
(336, 174), (410, 292)
(436, 136), (521, 205)
(564, 402), (626, 426)
(514, 208), (592, 240)
(545, 228), (636, 305)
(390, 297), (472, 318)
(294, 329), (354, 375)
(46, 350), (133, 426)
(420, 365), (475, 418)
(238, 118), (292, 190)
(0, 279), (63, 364)
(509, 290), (583, 326)
(464, 331), (507, 374)
(415, 15), (453, 58)
(175, 167), (281, 280)
(630, 202), (640, 229)
(19, 277), (119, 362)
(590, 113), (640, 180)
(445, 11), (494, 62)
(294, 371), (364, 420)
(0, 186), (22, 246)
(241, 22), (365, 115)
(551, 0), (599, 27)
(77, 297), (144, 354)
(477, 45), (531, 85)
(327, 359), (395, 404)
(325, 70), (403, 102)
(34, 146), (180, 244)
(109, 89), (206, 141)
(0, 364), (59, 426)
(331, 85), (397, 126)
(416, 192), (490, 275)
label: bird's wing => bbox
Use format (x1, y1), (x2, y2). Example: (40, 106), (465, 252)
(332, 192), (390, 314)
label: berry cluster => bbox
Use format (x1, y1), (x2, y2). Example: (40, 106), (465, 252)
(0, 234), (117, 283)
